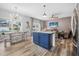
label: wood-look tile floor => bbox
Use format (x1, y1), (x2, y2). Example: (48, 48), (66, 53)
(0, 37), (74, 56)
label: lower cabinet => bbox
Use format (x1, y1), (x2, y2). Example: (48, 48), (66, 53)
(33, 32), (39, 44)
(33, 32), (52, 50)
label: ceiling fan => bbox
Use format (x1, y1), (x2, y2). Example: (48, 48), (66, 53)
(50, 13), (61, 18)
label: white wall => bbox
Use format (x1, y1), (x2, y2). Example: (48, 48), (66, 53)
(0, 9), (10, 19)
(45, 17), (71, 33)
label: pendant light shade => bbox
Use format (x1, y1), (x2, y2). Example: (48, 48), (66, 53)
(43, 12), (47, 17)
(43, 4), (47, 17)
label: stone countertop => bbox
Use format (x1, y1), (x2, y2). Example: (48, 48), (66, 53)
(0, 31), (27, 35)
(33, 31), (56, 34)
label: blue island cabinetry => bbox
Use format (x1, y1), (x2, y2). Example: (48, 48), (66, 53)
(33, 32), (53, 50)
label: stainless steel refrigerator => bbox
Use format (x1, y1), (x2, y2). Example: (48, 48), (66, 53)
(71, 4), (79, 56)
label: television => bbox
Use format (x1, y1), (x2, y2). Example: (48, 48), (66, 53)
(47, 21), (59, 28)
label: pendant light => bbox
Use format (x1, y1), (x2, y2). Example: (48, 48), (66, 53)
(13, 6), (19, 20)
(10, 6), (19, 20)
(43, 4), (47, 17)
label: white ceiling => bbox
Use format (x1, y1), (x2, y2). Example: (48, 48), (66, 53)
(0, 3), (76, 20)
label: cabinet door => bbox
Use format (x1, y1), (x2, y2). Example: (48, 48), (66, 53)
(39, 33), (49, 44)
(33, 32), (39, 44)
(39, 33), (50, 49)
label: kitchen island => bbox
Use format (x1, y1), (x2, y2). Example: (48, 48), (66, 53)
(32, 31), (55, 50)
(0, 32), (27, 47)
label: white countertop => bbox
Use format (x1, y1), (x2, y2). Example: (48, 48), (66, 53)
(33, 31), (55, 34)
(0, 31), (26, 35)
